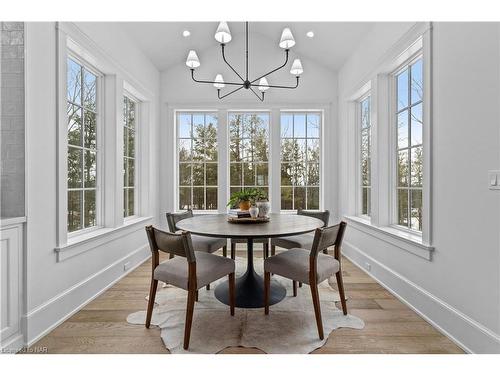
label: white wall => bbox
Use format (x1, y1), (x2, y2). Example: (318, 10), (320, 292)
(160, 32), (338, 220)
(338, 22), (500, 353)
(24, 22), (160, 345)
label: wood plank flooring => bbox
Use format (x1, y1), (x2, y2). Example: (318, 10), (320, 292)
(30, 247), (463, 354)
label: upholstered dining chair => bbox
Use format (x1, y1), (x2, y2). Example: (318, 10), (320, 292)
(145, 225), (235, 350)
(263, 221), (347, 340)
(167, 210), (227, 291)
(167, 210), (228, 256)
(270, 209), (330, 256)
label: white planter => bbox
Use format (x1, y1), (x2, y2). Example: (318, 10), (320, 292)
(256, 200), (270, 218)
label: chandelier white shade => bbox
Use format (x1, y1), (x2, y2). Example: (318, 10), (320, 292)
(290, 59), (303, 76)
(214, 22), (232, 44)
(258, 77), (270, 92)
(185, 50), (200, 68)
(213, 74), (225, 89)
(279, 28), (296, 49)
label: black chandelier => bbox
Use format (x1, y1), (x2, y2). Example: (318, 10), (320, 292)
(185, 22), (303, 101)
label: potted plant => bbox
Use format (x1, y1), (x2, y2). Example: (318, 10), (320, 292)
(227, 189), (257, 211)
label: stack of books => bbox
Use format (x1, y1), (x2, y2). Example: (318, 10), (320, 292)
(227, 209), (251, 218)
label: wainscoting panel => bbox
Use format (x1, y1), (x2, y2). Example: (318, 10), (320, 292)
(0, 222), (24, 352)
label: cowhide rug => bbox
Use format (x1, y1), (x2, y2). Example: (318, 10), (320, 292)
(127, 257), (364, 354)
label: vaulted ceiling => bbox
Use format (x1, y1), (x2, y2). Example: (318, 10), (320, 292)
(120, 22), (375, 72)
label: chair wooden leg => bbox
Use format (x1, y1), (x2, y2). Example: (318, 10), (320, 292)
(310, 283), (324, 340)
(271, 244), (276, 256)
(292, 280), (297, 297)
(195, 290), (198, 301)
(222, 245), (227, 257)
(183, 289), (196, 350)
(264, 272), (270, 315)
(323, 248), (328, 255)
(230, 243), (236, 259)
(169, 253), (175, 259)
(336, 270), (348, 315)
(229, 273), (235, 316)
(206, 284), (210, 291)
(299, 282), (303, 288)
(145, 278), (158, 328)
(264, 243), (269, 259)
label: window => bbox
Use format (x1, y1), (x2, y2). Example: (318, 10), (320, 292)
(177, 112), (218, 210)
(123, 95), (136, 217)
(67, 57), (98, 233)
(229, 112), (269, 199)
(359, 96), (371, 216)
(280, 112), (321, 210)
(395, 57), (423, 231)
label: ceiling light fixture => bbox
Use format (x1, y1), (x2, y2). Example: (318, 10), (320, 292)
(306, 31), (314, 38)
(185, 21), (303, 101)
(182, 30), (191, 37)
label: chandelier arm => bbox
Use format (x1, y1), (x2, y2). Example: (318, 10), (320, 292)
(250, 49), (289, 84)
(249, 87), (265, 102)
(221, 44), (245, 82)
(191, 69), (243, 86)
(252, 76), (300, 90)
(218, 85), (245, 99)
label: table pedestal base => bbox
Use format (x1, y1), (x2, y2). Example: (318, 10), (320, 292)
(214, 238), (287, 308)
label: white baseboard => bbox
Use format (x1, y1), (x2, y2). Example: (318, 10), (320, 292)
(25, 245), (151, 347)
(343, 241), (500, 354)
(0, 333), (24, 354)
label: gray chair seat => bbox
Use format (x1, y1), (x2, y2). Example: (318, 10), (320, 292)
(264, 248), (339, 285)
(192, 235), (227, 253)
(154, 251), (235, 289)
(271, 233), (314, 250)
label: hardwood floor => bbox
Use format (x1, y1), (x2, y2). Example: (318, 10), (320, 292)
(30, 247), (463, 354)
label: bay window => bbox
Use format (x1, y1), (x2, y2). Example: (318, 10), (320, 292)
(177, 112), (219, 210)
(394, 57), (423, 232)
(359, 95), (371, 216)
(228, 112), (269, 199)
(67, 57), (98, 233)
(123, 95), (137, 218)
(280, 112), (321, 210)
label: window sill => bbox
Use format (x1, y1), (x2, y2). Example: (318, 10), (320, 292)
(344, 215), (434, 260)
(55, 216), (153, 262)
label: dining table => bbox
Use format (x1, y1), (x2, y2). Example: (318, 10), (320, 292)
(176, 213), (324, 308)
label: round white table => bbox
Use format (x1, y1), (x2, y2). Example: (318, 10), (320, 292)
(176, 213), (324, 308)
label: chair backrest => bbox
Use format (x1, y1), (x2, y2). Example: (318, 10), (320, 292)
(166, 210), (194, 232)
(145, 225), (196, 263)
(298, 208), (330, 228)
(310, 221), (347, 259)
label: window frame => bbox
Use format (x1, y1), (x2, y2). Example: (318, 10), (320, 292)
(227, 111), (271, 207)
(279, 110), (323, 212)
(175, 110), (220, 213)
(356, 92), (372, 219)
(65, 51), (104, 239)
(389, 52), (425, 236)
(123, 91), (140, 220)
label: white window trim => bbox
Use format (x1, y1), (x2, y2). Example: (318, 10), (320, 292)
(169, 104), (330, 216)
(55, 22), (155, 256)
(227, 110), (272, 210)
(174, 110), (220, 215)
(123, 91), (140, 221)
(279, 110), (324, 212)
(343, 22), (433, 259)
(389, 52), (425, 236)
(352, 83), (372, 219)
